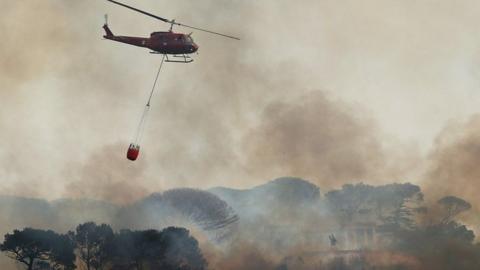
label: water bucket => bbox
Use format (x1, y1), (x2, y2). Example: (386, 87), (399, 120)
(127, 143), (140, 161)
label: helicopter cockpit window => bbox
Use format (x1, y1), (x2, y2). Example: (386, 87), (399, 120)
(185, 36), (193, 43)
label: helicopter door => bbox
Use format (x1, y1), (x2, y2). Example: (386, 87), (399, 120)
(156, 35), (167, 46)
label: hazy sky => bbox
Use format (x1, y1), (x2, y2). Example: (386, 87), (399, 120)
(2, 0), (480, 202)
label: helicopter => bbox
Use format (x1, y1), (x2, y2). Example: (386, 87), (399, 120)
(103, 0), (239, 63)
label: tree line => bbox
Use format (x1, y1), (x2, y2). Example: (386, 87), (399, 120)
(324, 183), (479, 270)
(0, 222), (206, 270)
(325, 183), (473, 230)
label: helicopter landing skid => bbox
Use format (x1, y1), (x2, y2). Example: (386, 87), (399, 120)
(150, 52), (193, 63)
(166, 54), (193, 63)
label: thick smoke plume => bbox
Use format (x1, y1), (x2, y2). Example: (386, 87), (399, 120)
(244, 92), (409, 186)
(424, 115), (480, 229)
(64, 143), (149, 204)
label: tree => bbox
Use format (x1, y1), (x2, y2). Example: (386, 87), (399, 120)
(50, 232), (76, 270)
(75, 222), (114, 270)
(109, 229), (164, 270)
(376, 183), (424, 230)
(326, 183), (425, 231)
(438, 196), (472, 224)
(108, 229), (137, 269)
(161, 189), (239, 231)
(2, 223), (207, 270)
(325, 183), (375, 226)
(109, 227), (206, 270)
(115, 189), (239, 242)
(157, 227), (207, 270)
(0, 228), (75, 270)
(371, 183), (423, 222)
(391, 221), (478, 270)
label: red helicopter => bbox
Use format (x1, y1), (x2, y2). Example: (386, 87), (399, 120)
(103, 0), (239, 63)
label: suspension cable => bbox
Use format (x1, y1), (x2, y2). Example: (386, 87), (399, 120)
(132, 54), (166, 144)
(147, 54), (166, 106)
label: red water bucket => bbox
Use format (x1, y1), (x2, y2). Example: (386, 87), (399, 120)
(127, 144), (140, 161)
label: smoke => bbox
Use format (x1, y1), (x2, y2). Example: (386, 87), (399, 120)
(204, 242), (278, 270)
(0, 0), (478, 202)
(244, 91), (405, 187)
(425, 115), (480, 200)
(423, 115), (480, 228)
(0, 0), (140, 199)
(0, 0), (431, 200)
(63, 143), (149, 204)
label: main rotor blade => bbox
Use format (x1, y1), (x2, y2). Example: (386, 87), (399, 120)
(107, 0), (240, 40)
(107, 0), (170, 23)
(176, 22), (240, 40)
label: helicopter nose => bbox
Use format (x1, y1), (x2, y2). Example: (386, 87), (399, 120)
(191, 43), (199, 52)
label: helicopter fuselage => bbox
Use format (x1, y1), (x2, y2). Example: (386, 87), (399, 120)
(103, 25), (198, 55)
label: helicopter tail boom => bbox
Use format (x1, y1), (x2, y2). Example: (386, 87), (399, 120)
(102, 18), (151, 49)
(103, 30), (149, 48)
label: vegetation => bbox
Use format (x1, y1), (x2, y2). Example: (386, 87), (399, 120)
(1, 223), (206, 270)
(2, 180), (479, 270)
(0, 228), (75, 270)
(325, 183), (479, 270)
(437, 195), (472, 224)
(325, 183), (424, 229)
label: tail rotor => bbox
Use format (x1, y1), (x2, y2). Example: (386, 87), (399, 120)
(102, 14), (114, 38)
